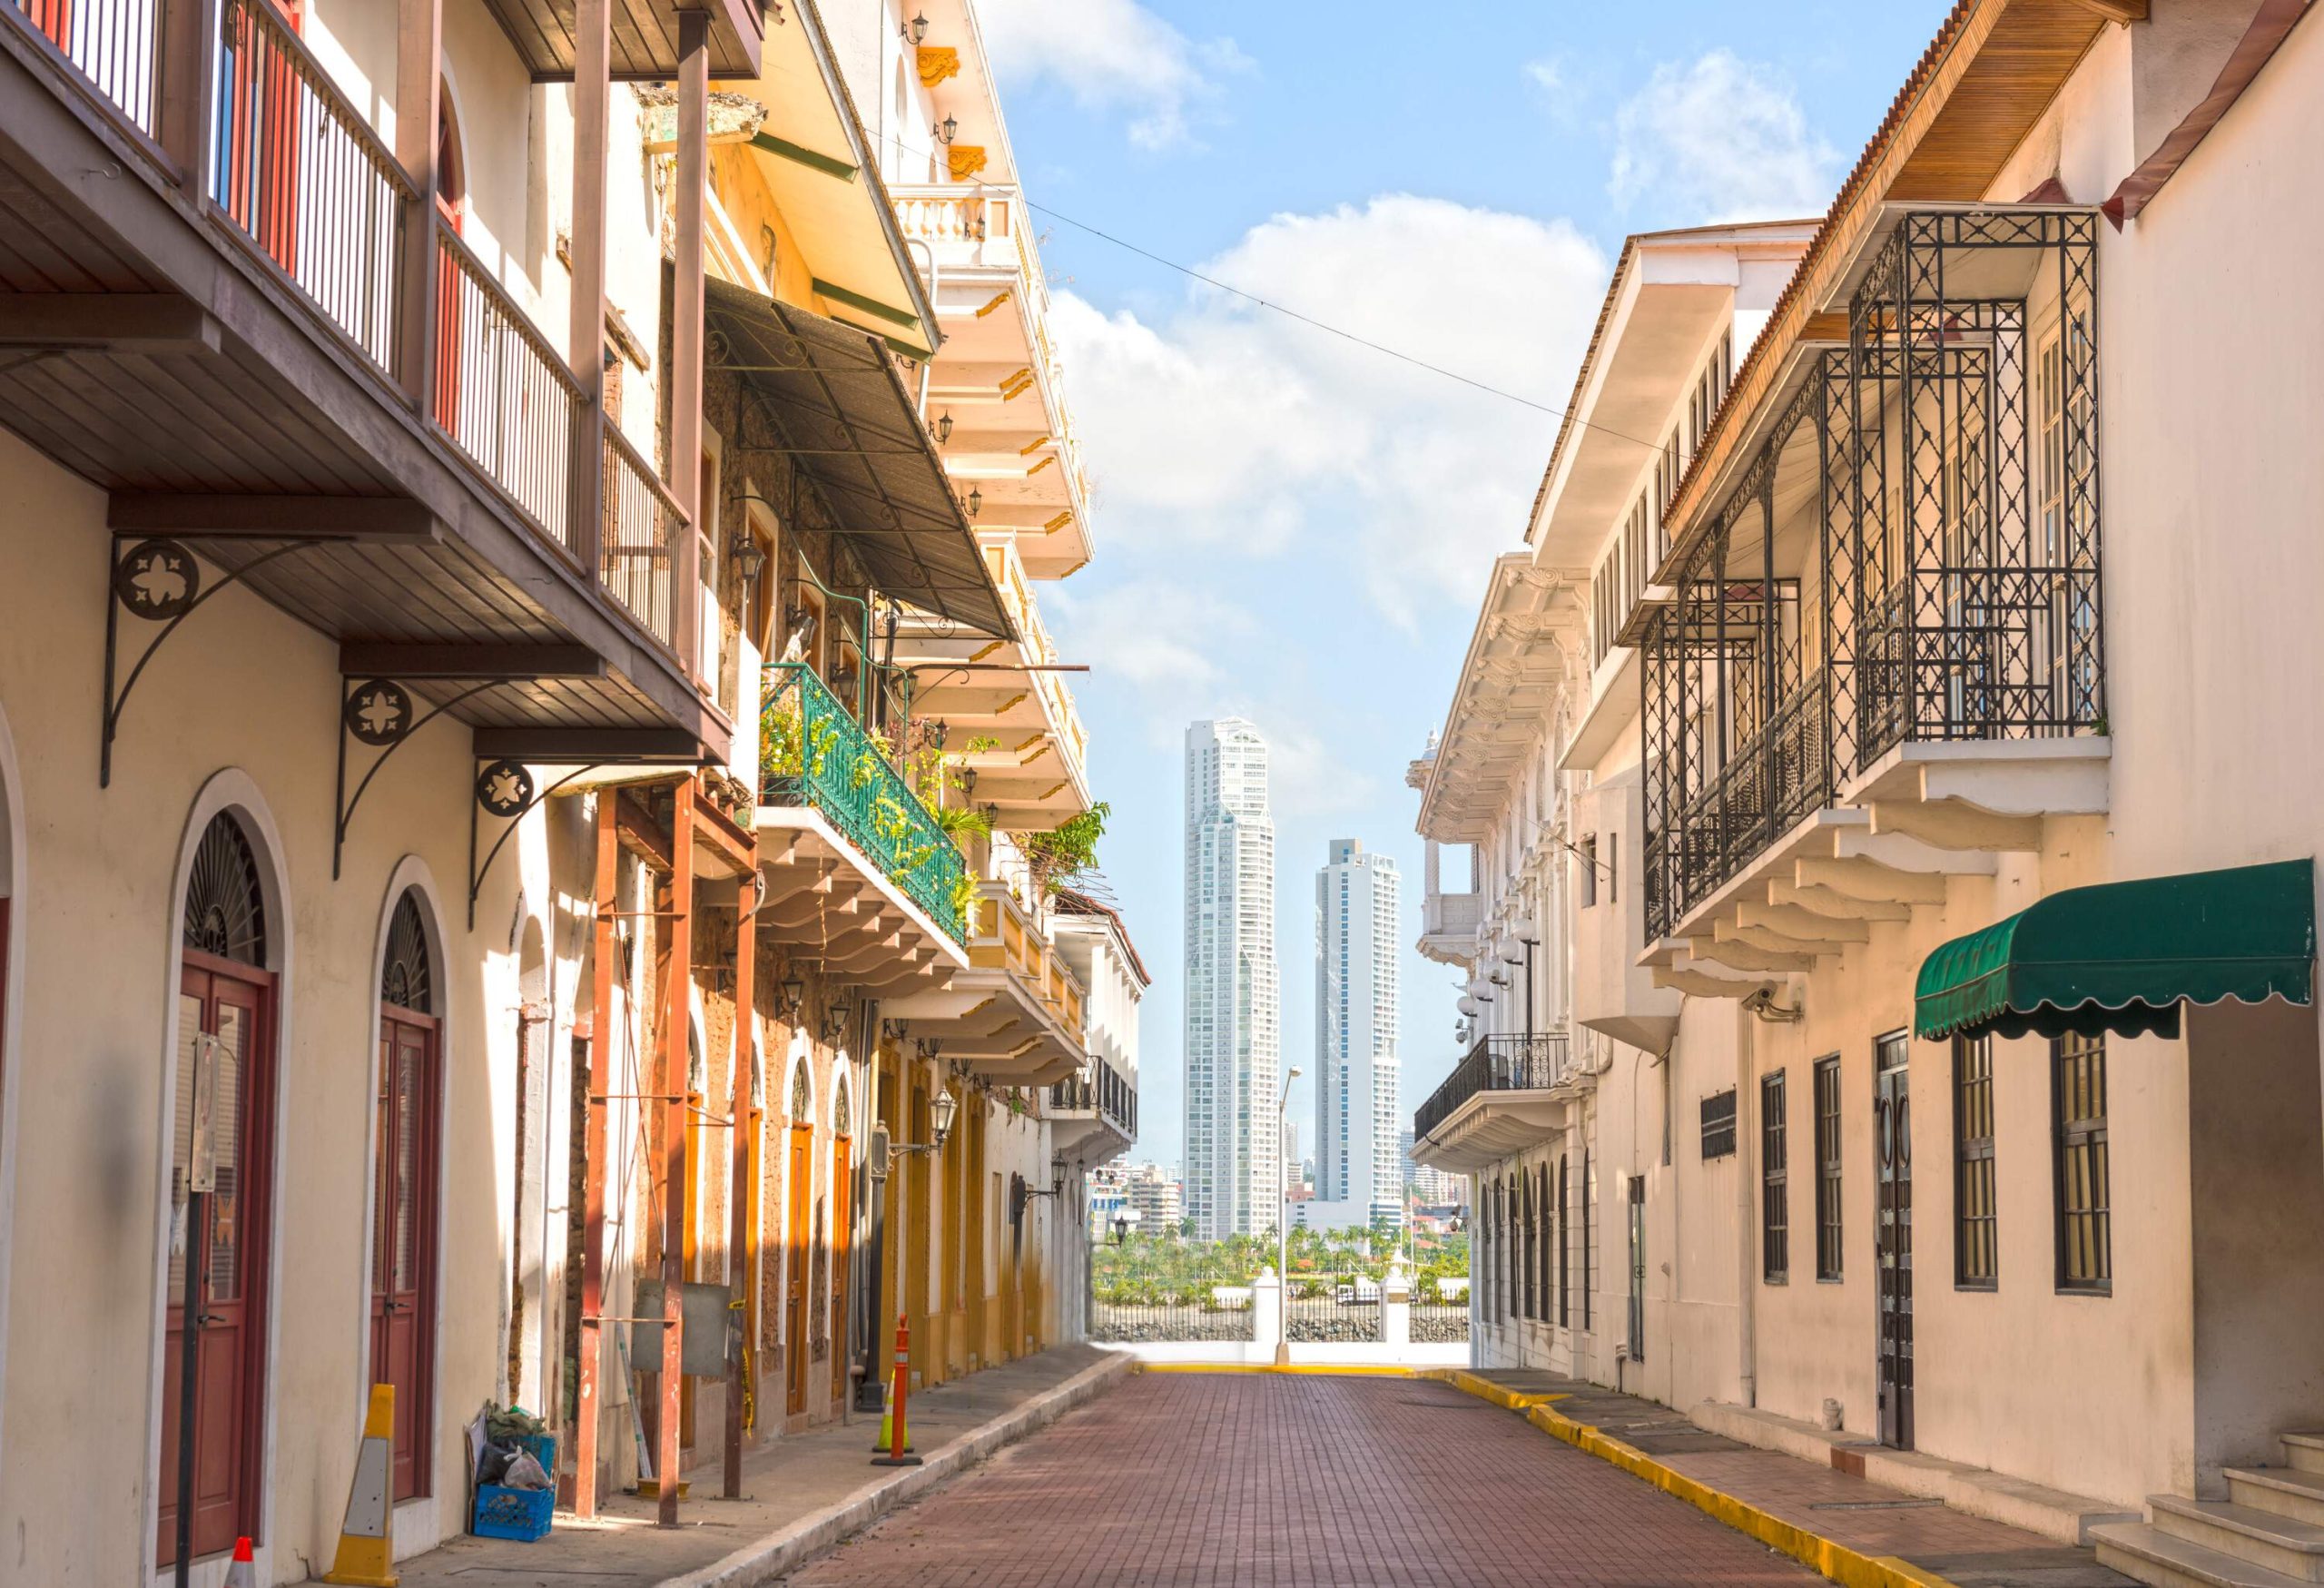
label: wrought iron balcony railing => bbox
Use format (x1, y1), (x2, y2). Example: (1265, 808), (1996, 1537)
(1413, 1034), (1571, 1142)
(760, 662), (970, 942)
(1049, 1052), (1137, 1139)
(1641, 212), (2105, 940)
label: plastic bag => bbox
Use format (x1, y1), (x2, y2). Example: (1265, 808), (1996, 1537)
(500, 1447), (552, 1491)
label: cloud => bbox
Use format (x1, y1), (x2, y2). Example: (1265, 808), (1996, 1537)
(1610, 50), (1838, 222)
(1049, 194), (1608, 626)
(975, 0), (1248, 149)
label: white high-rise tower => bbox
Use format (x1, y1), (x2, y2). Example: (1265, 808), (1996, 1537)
(1315, 839), (1402, 1230)
(1183, 719), (1280, 1240)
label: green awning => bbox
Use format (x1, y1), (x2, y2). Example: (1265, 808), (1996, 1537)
(1915, 860), (2316, 1042)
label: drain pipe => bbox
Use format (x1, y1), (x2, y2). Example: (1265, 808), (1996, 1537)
(1734, 999), (1758, 1410)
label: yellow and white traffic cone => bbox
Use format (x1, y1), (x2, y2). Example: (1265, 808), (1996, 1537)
(322, 1383), (398, 1585)
(224, 1536), (257, 1588)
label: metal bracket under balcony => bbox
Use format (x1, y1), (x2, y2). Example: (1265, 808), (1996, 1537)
(1410, 1035), (1575, 1173)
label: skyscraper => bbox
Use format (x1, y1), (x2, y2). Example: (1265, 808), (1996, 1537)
(1315, 839), (1402, 1230)
(1183, 719), (1280, 1239)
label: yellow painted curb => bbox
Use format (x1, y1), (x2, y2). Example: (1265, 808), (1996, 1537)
(1131, 1362), (1421, 1378)
(1431, 1372), (1958, 1588)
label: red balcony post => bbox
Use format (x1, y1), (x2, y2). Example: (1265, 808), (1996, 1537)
(574, 792), (617, 1517)
(392, 0), (441, 405)
(569, 0), (609, 577)
(669, 9), (709, 680)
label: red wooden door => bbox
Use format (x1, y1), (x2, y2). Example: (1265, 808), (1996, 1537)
(370, 1011), (440, 1500)
(220, 0), (305, 273)
(159, 961), (276, 1567)
(784, 1126), (812, 1417)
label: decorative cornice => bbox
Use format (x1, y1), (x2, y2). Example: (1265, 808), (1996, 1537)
(948, 144), (989, 182)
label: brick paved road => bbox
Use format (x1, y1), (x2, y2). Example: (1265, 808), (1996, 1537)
(786, 1373), (1824, 1586)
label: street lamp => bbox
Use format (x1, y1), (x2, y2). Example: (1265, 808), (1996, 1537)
(873, 1088), (961, 1469)
(1275, 1065), (1301, 1366)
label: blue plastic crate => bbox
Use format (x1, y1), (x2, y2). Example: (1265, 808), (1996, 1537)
(473, 1483), (554, 1542)
(517, 1432), (556, 1476)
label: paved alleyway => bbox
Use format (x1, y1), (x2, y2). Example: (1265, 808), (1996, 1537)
(785, 1371), (1822, 1586)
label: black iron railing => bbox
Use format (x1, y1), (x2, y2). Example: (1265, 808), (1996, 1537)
(1414, 1034), (1571, 1141)
(1049, 1053), (1136, 1139)
(1642, 212), (2105, 941)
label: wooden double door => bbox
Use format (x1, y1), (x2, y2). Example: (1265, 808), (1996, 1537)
(1875, 1035), (1915, 1451)
(371, 1010), (441, 1501)
(159, 958), (276, 1567)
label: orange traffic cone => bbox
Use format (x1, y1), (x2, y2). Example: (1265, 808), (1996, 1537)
(224, 1536), (257, 1588)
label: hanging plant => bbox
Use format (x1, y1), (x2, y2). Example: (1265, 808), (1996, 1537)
(1012, 802), (1109, 897)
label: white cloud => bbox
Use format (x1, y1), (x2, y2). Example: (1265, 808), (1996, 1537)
(1610, 50), (1838, 222)
(1049, 194), (1608, 626)
(975, 0), (1247, 149)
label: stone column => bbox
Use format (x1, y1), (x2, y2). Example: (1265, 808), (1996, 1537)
(1382, 1258), (1412, 1352)
(1253, 1267), (1285, 1366)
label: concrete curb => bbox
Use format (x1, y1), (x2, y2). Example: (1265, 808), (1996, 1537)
(669, 1352), (1136, 1587)
(1133, 1362), (1423, 1377)
(1425, 1371), (1961, 1588)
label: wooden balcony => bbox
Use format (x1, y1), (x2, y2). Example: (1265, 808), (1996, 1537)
(478, 0), (763, 81)
(0, 0), (721, 766)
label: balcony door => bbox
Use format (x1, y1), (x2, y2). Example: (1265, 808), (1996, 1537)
(217, 0), (306, 271)
(372, 891), (441, 1501)
(829, 1081), (852, 1406)
(784, 1059), (813, 1418)
(160, 814), (279, 1568)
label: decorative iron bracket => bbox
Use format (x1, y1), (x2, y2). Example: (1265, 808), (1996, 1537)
(101, 537), (330, 786)
(468, 759), (604, 927)
(333, 677), (504, 880)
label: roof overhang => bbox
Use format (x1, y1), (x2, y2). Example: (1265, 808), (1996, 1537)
(753, 807), (971, 986)
(1410, 1089), (1579, 1174)
(1417, 554), (1585, 843)
(707, 281), (1013, 639)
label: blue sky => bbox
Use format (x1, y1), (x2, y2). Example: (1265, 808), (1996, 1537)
(975, 0), (1951, 1177)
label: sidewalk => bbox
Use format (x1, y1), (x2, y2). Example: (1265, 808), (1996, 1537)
(394, 1345), (1130, 1588)
(1441, 1368), (2134, 1588)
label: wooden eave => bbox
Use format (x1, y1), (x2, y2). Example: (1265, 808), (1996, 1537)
(1654, 0), (2105, 577)
(478, 0), (765, 82)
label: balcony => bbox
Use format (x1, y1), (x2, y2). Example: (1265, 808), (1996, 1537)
(891, 181), (1092, 576)
(754, 662), (971, 987)
(882, 879), (1089, 1088)
(892, 537), (1089, 829)
(1048, 1051), (1136, 1167)
(478, 0), (764, 81)
(1410, 1034), (1575, 1173)
(1638, 210), (2110, 987)
(1418, 889), (1482, 966)
(0, 0), (718, 764)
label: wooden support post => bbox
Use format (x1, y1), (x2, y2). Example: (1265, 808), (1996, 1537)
(570, 0), (611, 577)
(156, 0), (222, 188)
(574, 792), (619, 1517)
(724, 866), (758, 1497)
(393, 0), (444, 406)
(657, 780), (697, 1527)
(670, 11), (710, 679)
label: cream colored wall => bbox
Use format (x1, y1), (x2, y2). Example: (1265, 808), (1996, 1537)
(0, 429), (548, 1584)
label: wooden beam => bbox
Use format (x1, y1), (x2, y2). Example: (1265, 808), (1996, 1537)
(107, 493), (438, 542)
(471, 726), (709, 762)
(2062, 0), (2146, 21)
(570, 0), (610, 578)
(338, 642), (606, 679)
(616, 788), (675, 873)
(394, 0), (443, 409)
(574, 792), (618, 1516)
(670, 12), (709, 680)
(0, 293), (220, 355)
(655, 782), (695, 1527)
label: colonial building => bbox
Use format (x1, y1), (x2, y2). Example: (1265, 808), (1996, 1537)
(1415, 6), (2324, 1584)
(0, 0), (1133, 1580)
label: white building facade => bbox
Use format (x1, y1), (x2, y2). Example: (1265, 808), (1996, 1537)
(1314, 839), (1403, 1230)
(1183, 719), (1281, 1238)
(1413, 9), (2324, 1585)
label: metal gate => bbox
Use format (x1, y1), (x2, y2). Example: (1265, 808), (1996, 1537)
(1875, 1033), (1914, 1450)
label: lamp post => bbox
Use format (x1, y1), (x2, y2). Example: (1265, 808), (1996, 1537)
(1275, 1065), (1301, 1366)
(871, 1089), (956, 1466)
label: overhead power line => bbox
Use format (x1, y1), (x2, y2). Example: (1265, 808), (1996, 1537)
(864, 129), (1664, 455)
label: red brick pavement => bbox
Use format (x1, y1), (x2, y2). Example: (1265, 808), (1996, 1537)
(784, 1373), (1824, 1587)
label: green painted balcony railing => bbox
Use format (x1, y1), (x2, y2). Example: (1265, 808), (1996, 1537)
(759, 662), (970, 943)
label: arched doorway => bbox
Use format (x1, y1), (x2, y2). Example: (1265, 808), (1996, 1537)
(160, 813), (280, 1566)
(783, 1055), (814, 1418)
(373, 888), (442, 1502)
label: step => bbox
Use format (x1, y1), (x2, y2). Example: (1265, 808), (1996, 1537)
(2285, 1435), (2324, 1478)
(2150, 1495), (2324, 1582)
(2093, 1521), (2318, 1588)
(2231, 1469), (2324, 1530)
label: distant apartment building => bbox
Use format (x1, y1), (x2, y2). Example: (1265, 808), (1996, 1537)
(1315, 840), (1403, 1231)
(1125, 1162), (1184, 1234)
(1184, 719), (1281, 1238)
(1401, 1127), (1464, 1206)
